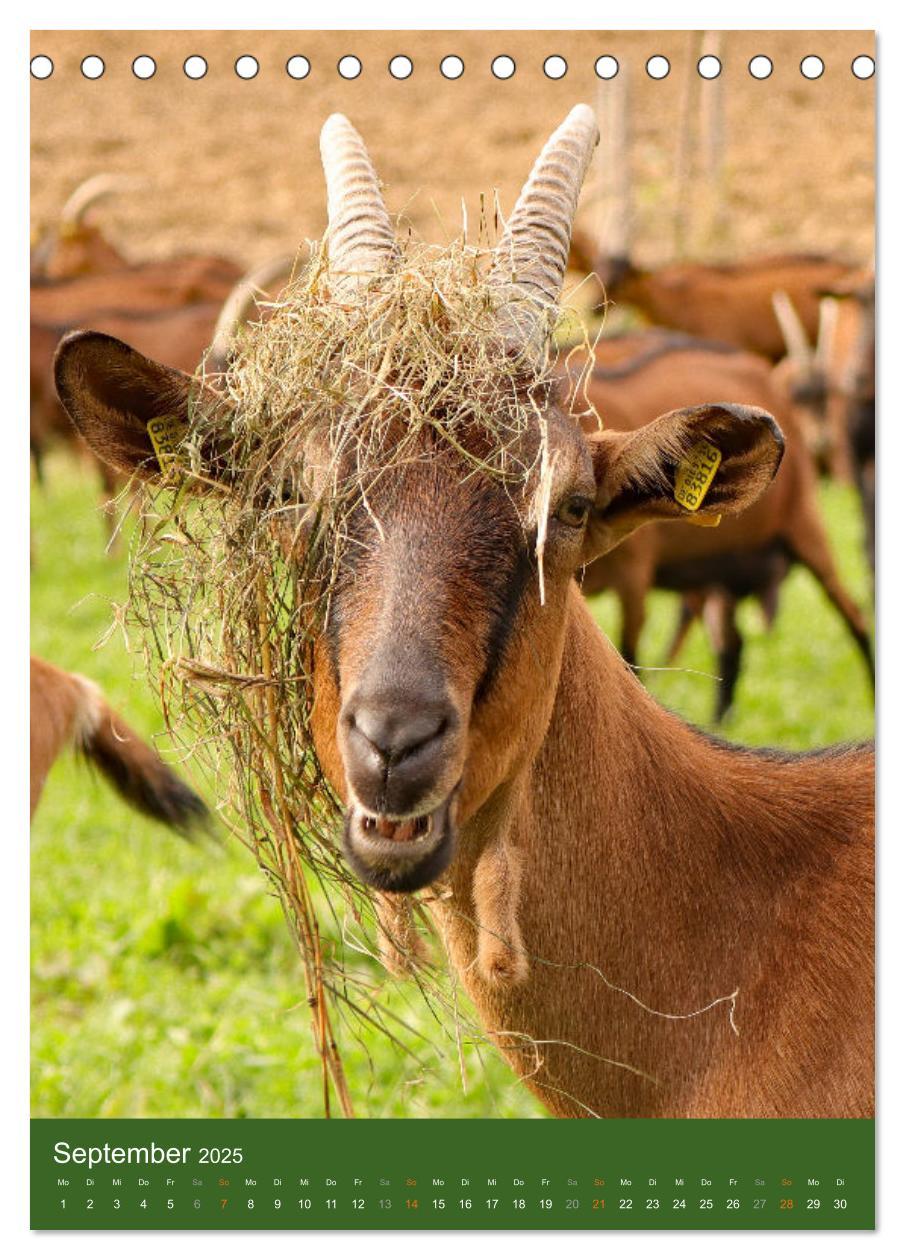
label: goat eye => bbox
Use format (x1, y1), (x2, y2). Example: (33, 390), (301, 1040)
(555, 494), (592, 529)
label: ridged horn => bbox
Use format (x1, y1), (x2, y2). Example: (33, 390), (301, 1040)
(490, 104), (600, 358)
(319, 114), (396, 295)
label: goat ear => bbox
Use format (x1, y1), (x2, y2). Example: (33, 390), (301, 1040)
(582, 402), (785, 562)
(54, 331), (231, 486)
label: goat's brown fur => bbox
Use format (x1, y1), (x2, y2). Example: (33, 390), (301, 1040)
(31, 255), (242, 318)
(374, 893), (431, 976)
(438, 603), (874, 1117)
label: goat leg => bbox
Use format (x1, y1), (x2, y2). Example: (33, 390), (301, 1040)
(665, 591), (706, 664)
(704, 592), (743, 722)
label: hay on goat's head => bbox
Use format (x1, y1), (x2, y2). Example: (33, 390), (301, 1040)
(205, 240), (559, 500)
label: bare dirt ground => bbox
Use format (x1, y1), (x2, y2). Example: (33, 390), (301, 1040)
(31, 30), (874, 273)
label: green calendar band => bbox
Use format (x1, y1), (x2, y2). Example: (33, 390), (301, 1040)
(31, 1118), (874, 1231)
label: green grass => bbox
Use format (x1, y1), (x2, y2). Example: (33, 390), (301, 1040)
(30, 454), (873, 1118)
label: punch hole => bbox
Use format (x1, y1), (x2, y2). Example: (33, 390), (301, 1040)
(594, 56), (619, 80)
(30, 55), (53, 79)
(748, 55), (773, 79)
(338, 55), (362, 80)
(646, 56), (670, 80)
(286, 56), (310, 80)
(235, 56), (259, 80)
(852, 55), (875, 80)
(132, 56), (156, 80)
(440, 55), (464, 80)
(389, 55), (413, 80)
(800, 56), (825, 80)
(491, 55), (516, 80)
(80, 56), (105, 80)
(698, 55), (721, 80)
(543, 56), (567, 80)
(183, 56), (208, 80)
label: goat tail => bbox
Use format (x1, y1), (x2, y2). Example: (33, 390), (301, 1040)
(30, 656), (208, 835)
(82, 692), (208, 836)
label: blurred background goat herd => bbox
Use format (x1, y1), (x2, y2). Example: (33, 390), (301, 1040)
(30, 30), (874, 1118)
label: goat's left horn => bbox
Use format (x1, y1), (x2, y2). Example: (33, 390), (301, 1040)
(60, 173), (136, 226)
(490, 104), (600, 357)
(320, 114), (397, 296)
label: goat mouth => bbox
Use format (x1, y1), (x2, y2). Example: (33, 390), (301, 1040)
(342, 796), (456, 893)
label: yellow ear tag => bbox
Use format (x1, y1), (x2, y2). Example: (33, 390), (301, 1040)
(674, 440), (722, 511)
(147, 415), (190, 473)
(689, 512), (723, 528)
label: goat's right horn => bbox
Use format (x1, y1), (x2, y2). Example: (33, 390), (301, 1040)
(490, 104), (600, 359)
(771, 290), (813, 368)
(320, 114), (397, 296)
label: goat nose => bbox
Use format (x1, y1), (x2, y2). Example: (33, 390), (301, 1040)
(351, 701), (449, 763)
(341, 688), (458, 816)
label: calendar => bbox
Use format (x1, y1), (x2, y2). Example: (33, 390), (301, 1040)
(30, 26), (876, 1238)
(31, 1120), (873, 1229)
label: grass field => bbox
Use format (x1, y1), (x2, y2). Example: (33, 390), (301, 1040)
(30, 453), (874, 1119)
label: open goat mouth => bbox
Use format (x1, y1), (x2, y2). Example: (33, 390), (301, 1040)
(342, 795), (457, 893)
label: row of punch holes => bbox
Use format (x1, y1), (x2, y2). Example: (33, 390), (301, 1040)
(31, 53), (876, 83)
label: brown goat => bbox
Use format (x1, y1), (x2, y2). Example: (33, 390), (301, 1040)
(770, 288), (861, 482)
(569, 228), (856, 363)
(30, 656), (207, 832)
(32, 219), (128, 282)
(576, 336), (873, 718)
(54, 108), (873, 1120)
